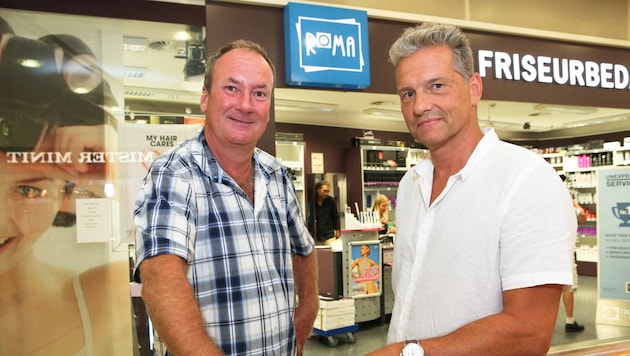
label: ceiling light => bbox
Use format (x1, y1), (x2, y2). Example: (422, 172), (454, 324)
(533, 104), (598, 115)
(173, 31), (192, 41)
(124, 86), (201, 103)
(104, 183), (116, 198)
(363, 108), (402, 119)
(562, 114), (630, 128)
(123, 36), (147, 52)
(19, 59), (42, 68)
(478, 119), (552, 131)
(275, 99), (337, 112)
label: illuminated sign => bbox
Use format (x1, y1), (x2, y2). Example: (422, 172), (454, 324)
(478, 50), (630, 90)
(284, 2), (370, 89)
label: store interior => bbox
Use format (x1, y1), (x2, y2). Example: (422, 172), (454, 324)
(121, 14), (630, 355)
(2, 2), (630, 355)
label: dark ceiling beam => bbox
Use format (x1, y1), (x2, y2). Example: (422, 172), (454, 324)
(1, 0), (205, 26)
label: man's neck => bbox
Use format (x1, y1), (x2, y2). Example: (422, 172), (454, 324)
(205, 134), (255, 178)
(205, 135), (256, 201)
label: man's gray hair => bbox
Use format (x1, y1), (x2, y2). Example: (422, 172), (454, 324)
(388, 23), (474, 81)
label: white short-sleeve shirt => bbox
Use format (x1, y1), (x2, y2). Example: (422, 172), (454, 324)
(388, 129), (576, 342)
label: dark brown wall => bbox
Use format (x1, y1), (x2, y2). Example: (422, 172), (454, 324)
(203, 3), (630, 153)
(2, 0), (205, 25)
(203, 3), (630, 110)
(468, 31), (630, 108)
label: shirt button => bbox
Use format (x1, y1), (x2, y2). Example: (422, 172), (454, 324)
(268, 286), (273, 292)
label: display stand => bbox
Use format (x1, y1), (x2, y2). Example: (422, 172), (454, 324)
(313, 227), (382, 347)
(341, 228), (382, 323)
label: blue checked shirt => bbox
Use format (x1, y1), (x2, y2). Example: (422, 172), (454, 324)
(134, 131), (314, 356)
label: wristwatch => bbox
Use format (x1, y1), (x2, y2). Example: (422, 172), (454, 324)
(400, 340), (424, 356)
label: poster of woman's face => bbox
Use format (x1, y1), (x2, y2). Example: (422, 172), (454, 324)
(0, 9), (133, 355)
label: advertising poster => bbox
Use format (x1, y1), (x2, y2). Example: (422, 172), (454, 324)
(118, 122), (202, 242)
(596, 167), (630, 327)
(1, 9), (134, 355)
(349, 241), (382, 298)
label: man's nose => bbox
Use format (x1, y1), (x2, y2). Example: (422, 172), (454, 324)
(412, 94), (433, 115)
(236, 93), (255, 112)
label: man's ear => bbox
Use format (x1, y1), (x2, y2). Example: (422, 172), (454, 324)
(469, 73), (483, 106)
(200, 86), (208, 112)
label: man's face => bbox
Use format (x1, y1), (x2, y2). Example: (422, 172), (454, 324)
(395, 45), (482, 151)
(317, 184), (330, 200)
(200, 48), (274, 150)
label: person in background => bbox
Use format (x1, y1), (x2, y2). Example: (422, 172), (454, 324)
(371, 194), (396, 235)
(134, 39), (319, 356)
(560, 174), (587, 333)
(0, 19), (131, 355)
(314, 180), (341, 245)
(366, 23), (576, 356)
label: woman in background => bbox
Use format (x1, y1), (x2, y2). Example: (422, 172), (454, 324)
(371, 194), (396, 235)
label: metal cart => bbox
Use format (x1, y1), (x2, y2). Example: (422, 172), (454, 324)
(313, 324), (358, 347)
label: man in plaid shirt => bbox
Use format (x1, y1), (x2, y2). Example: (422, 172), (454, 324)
(134, 39), (318, 356)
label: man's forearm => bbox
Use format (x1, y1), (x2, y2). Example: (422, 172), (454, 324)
(140, 254), (223, 356)
(292, 253), (319, 353)
(365, 285), (562, 356)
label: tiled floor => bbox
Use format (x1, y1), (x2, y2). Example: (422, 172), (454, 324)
(303, 276), (630, 355)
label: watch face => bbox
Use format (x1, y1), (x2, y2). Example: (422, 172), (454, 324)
(401, 342), (424, 356)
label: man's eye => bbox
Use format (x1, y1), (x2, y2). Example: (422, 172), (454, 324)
(432, 83), (444, 89)
(401, 91), (414, 99)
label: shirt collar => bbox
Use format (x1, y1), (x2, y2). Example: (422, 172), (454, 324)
(193, 130), (270, 185)
(457, 127), (498, 181)
(411, 127), (499, 181)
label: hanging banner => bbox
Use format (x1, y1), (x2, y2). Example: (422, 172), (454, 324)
(118, 122), (203, 242)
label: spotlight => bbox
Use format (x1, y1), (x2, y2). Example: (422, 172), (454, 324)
(183, 26), (206, 82)
(184, 44), (205, 81)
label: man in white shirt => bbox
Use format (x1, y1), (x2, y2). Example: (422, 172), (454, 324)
(367, 23), (576, 356)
